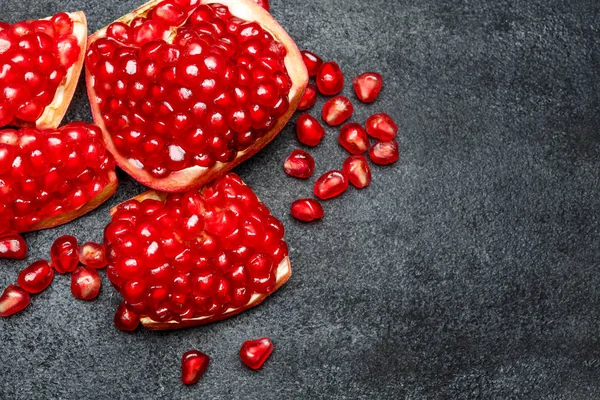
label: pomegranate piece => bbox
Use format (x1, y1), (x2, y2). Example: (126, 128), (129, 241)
(79, 242), (108, 269)
(181, 350), (210, 385)
(51, 235), (80, 274)
(313, 170), (348, 200)
(71, 266), (102, 300)
(0, 232), (27, 259)
(240, 337), (273, 370)
(316, 62), (344, 96)
(342, 155), (372, 189)
(250, 0), (270, 11)
(114, 301), (140, 331)
(86, 1), (309, 192)
(290, 199), (324, 222)
(0, 12), (87, 129)
(17, 260), (54, 294)
(353, 72), (383, 103)
(338, 123), (369, 155)
(369, 140), (399, 165)
(297, 84), (317, 111)
(0, 285), (30, 317)
(296, 114), (325, 146)
(322, 96), (353, 126)
(300, 50), (323, 77)
(365, 113), (397, 140)
(104, 173), (292, 330)
(283, 149), (314, 179)
(0, 123), (118, 233)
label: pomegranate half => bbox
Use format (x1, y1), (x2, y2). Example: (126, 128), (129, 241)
(86, 0), (308, 192)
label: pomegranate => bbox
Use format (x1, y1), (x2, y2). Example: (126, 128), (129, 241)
(17, 260), (54, 294)
(338, 123), (369, 155)
(240, 337), (273, 370)
(300, 50), (322, 77)
(353, 72), (382, 103)
(51, 235), (80, 274)
(283, 149), (314, 179)
(86, 0), (308, 192)
(322, 96), (353, 126)
(297, 83), (317, 111)
(369, 140), (399, 165)
(0, 285), (30, 317)
(365, 113), (397, 140)
(0, 123), (118, 233)
(290, 199), (323, 222)
(316, 61), (343, 96)
(313, 170), (348, 200)
(296, 114), (324, 146)
(181, 350), (210, 384)
(114, 301), (141, 331)
(342, 155), (371, 189)
(104, 173), (291, 330)
(0, 12), (87, 129)
(79, 242), (108, 269)
(71, 266), (102, 300)
(0, 232), (27, 259)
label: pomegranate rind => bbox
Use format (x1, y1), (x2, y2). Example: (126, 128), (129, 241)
(86, 0), (309, 192)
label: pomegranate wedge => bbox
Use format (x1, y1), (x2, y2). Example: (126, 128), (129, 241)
(104, 172), (291, 330)
(0, 12), (87, 129)
(86, 0), (308, 192)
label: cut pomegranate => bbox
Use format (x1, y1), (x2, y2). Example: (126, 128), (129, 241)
(297, 84), (317, 111)
(114, 301), (141, 331)
(300, 50), (322, 77)
(313, 170), (348, 200)
(51, 235), (80, 274)
(103, 173), (291, 330)
(316, 62), (343, 96)
(0, 285), (30, 317)
(17, 260), (54, 294)
(342, 155), (371, 189)
(353, 72), (383, 103)
(0, 123), (118, 233)
(86, 0), (308, 192)
(240, 337), (273, 370)
(322, 96), (353, 126)
(250, 0), (270, 11)
(0, 12), (87, 129)
(296, 114), (325, 146)
(181, 350), (210, 384)
(283, 149), (314, 179)
(365, 113), (397, 140)
(79, 242), (108, 269)
(290, 199), (323, 222)
(71, 266), (102, 300)
(369, 140), (399, 165)
(0, 232), (27, 259)
(338, 123), (369, 155)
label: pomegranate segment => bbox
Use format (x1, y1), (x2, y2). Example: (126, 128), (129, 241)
(79, 242), (108, 269)
(365, 113), (397, 140)
(296, 114), (325, 146)
(86, 0), (308, 192)
(342, 155), (371, 189)
(71, 266), (102, 300)
(0, 285), (30, 317)
(316, 61), (344, 96)
(369, 140), (399, 165)
(338, 123), (369, 155)
(51, 235), (79, 274)
(17, 260), (54, 294)
(353, 72), (383, 103)
(181, 350), (210, 385)
(0, 123), (118, 233)
(114, 301), (141, 331)
(300, 50), (323, 77)
(104, 173), (291, 330)
(313, 170), (348, 200)
(297, 84), (317, 111)
(240, 337), (273, 370)
(0, 12), (87, 129)
(322, 96), (353, 127)
(283, 149), (314, 179)
(0, 232), (27, 259)
(290, 199), (323, 222)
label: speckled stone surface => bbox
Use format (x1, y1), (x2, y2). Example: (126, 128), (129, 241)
(1, 0), (600, 398)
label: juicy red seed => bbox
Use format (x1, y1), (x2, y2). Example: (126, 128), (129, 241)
(290, 199), (324, 222)
(322, 96), (354, 126)
(107, 22), (132, 44)
(250, 0), (270, 11)
(79, 242), (107, 269)
(240, 338), (273, 370)
(365, 113), (398, 140)
(0, 285), (30, 317)
(338, 123), (369, 155)
(0, 232), (27, 259)
(296, 114), (325, 146)
(316, 62), (344, 96)
(300, 50), (323, 77)
(50, 12), (73, 37)
(297, 84), (317, 111)
(71, 267), (102, 300)
(313, 170), (349, 200)
(17, 260), (54, 294)
(50, 235), (79, 273)
(114, 301), (140, 331)
(181, 350), (210, 385)
(353, 72), (383, 103)
(283, 149), (315, 179)
(342, 155), (372, 189)
(369, 140), (399, 165)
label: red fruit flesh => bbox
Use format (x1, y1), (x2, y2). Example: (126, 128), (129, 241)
(296, 114), (325, 146)
(114, 301), (141, 331)
(86, 0), (308, 192)
(0, 12), (87, 129)
(338, 123), (369, 155)
(297, 83), (317, 111)
(316, 62), (343, 96)
(300, 50), (322, 77)
(290, 199), (323, 222)
(322, 96), (353, 126)
(369, 140), (399, 165)
(313, 170), (348, 200)
(342, 155), (371, 189)
(17, 260), (54, 294)
(79, 242), (108, 269)
(0, 123), (118, 233)
(0, 232), (27, 259)
(240, 337), (273, 370)
(250, 0), (270, 11)
(353, 72), (382, 103)
(283, 149), (314, 179)
(71, 266), (102, 300)
(181, 350), (210, 384)
(104, 173), (291, 330)
(51, 235), (80, 273)
(365, 113), (397, 140)
(0, 285), (30, 317)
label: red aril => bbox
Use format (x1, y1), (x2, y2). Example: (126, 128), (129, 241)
(296, 114), (325, 146)
(290, 199), (323, 222)
(114, 301), (141, 331)
(342, 155), (371, 189)
(86, 0), (308, 192)
(300, 50), (322, 77)
(79, 242), (108, 269)
(369, 140), (399, 165)
(313, 170), (348, 200)
(240, 337), (273, 370)
(283, 149), (314, 179)
(51, 235), (80, 274)
(297, 84), (317, 111)
(316, 61), (343, 96)
(353, 72), (383, 103)
(17, 260), (54, 294)
(0, 285), (30, 317)
(365, 113), (397, 140)
(0, 232), (27, 259)
(322, 96), (353, 126)
(71, 266), (102, 300)
(181, 350), (210, 384)
(338, 123), (369, 155)
(250, 0), (270, 11)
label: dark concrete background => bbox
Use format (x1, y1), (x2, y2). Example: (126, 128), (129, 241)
(1, 0), (600, 398)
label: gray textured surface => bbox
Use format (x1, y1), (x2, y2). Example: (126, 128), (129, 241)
(1, 0), (600, 398)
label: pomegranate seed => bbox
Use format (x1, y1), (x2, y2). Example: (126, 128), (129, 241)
(353, 72), (383, 103)
(17, 260), (54, 294)
(313, 170), (348, 200)
(71, 266), (102, 300)
(0, 232), (27, 259)
(297, 84), (317, 111)
(283, 149), (314, 179)
(114, 301), (140, 331)
(296, 114), (325, 146)
(316, 62), (344, 95)
(240, 337), (273, 370)
(322, 96), (353, 126)
(342, 155), (372, 189)
(369, 140), (399, 165)
(79, 242), (108, 269)
(300, 50), (323, 77)
(365, 113), (398, 140)
(250, 0), (270, 11)
(290, 199), (324, 222)
(50, 235), (79, 274)
(0, 285), (30, 317)
(181, 350), (210, 385)
(338, 123), (369, 155)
